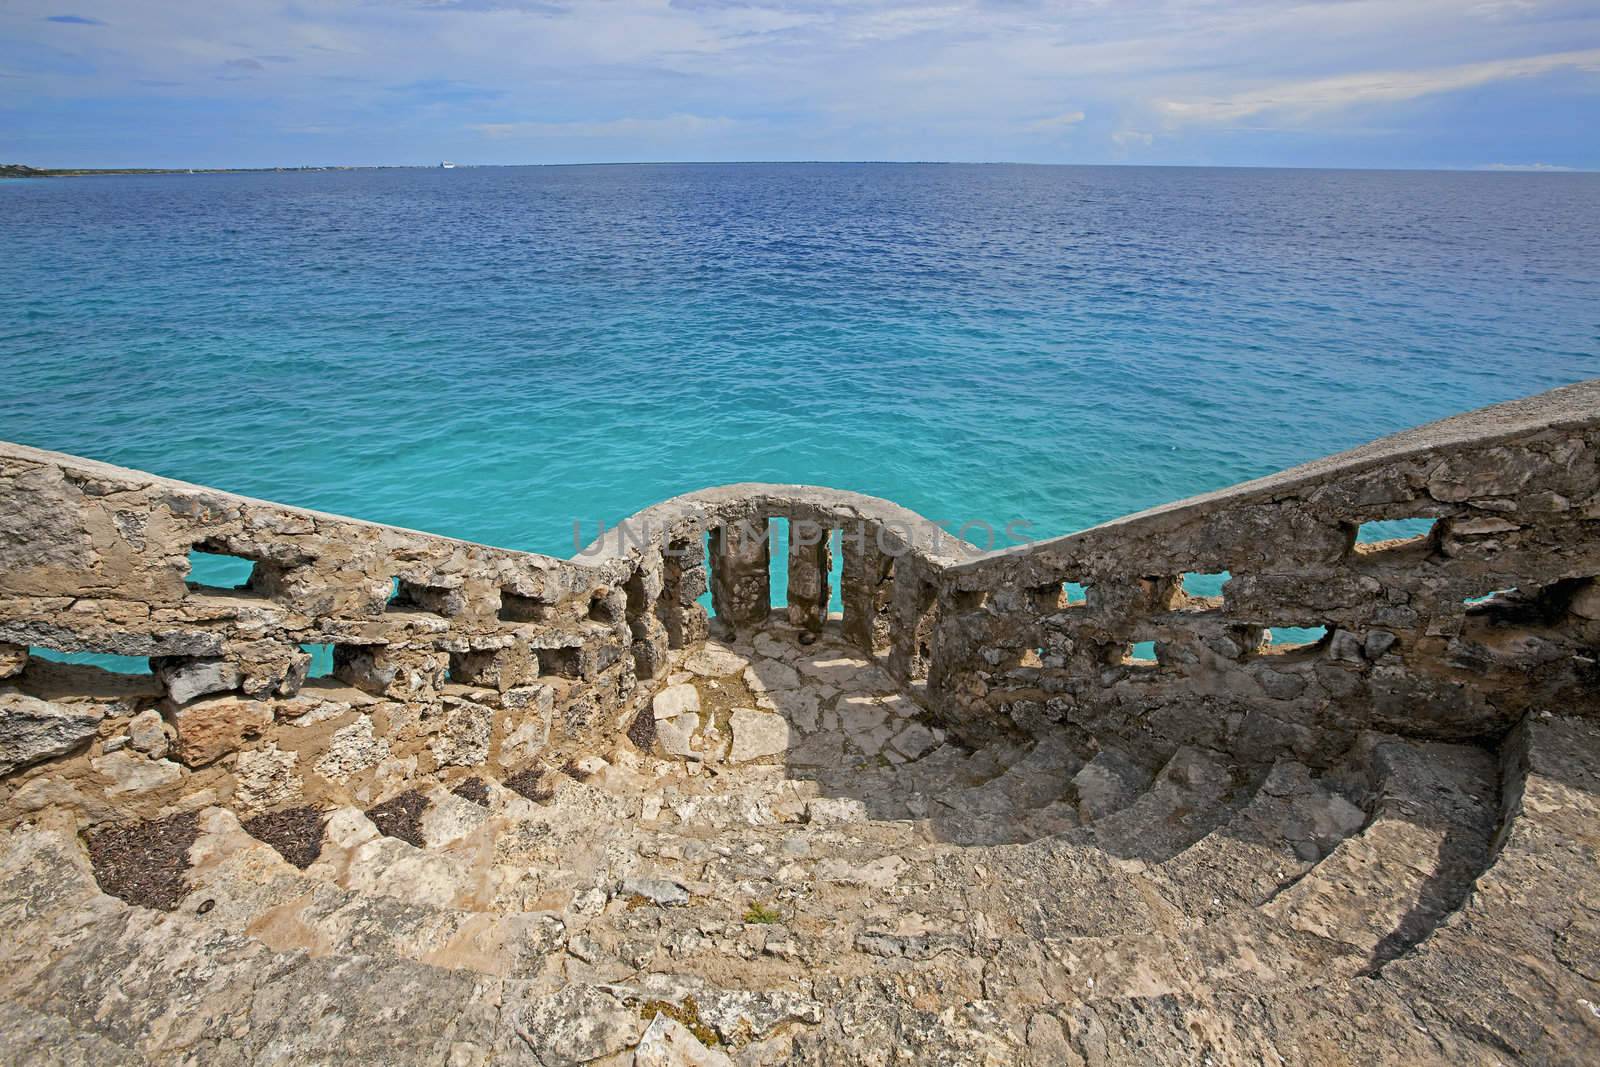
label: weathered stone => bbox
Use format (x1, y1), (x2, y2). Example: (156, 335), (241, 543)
(682, 645), (748, 677)
(127, 707), (168, 758)
(315, 715), (390, 779)
(91, 749), (182, 795)
(1257, 669), (1307, 701)
(169, 695), (272, 767)
(0, 693), (103, 775)
(498, 688), (553, 767)
(728, 708), (790, 763)
(1327, 629), (1365, 664)
(743, 661), (801, 693)
(709, 518), (771, 634)
(1072, 748), (1151, 822)
(653, 683), (701, 720)
(0, 643), (25, 679)
(657, 712), (701, 758)
(804, 796), (868, 824)
(889, 721), (939, 760)
(515, 985), (644, 1067)
(428, 698), (492, 767)
(448, 641), (537, 691)
(1571, 581), (1600, 621)
(621, 875), (690, 906)
(156, 656), (243, 705)
(635, 1013), (734, 1067)
(234, 743), (301, 813)
(1364, 629), (1399, 659)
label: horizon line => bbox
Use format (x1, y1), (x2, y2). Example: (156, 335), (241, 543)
(8, 159), (1595, 176)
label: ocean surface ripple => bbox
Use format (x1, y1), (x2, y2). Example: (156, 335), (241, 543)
(2, 163), (1596, 559)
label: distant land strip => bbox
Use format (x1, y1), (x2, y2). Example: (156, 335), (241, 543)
(0, 163), (431, 178)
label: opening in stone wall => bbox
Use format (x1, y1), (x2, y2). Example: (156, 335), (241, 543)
(1262, 626), (1329, 652)
(769, 517), (792, 609)
(1127, 640), (1159, 666)
(390, 578), (455, 616)
(537, 646), (582, 679)
(827, 532), (845, 618)
(500, 589), (550, 624)
(1062, 581), (1089, 606)
(299, 643), (334, 678)
(28, 647), (152, 675)
(1355, 518), (1437, 546)
(1181, 571), (1231, 598)
(186, 548), (259, 594)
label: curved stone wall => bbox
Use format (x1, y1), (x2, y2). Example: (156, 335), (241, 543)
(0, 379), (1596, 824)
(934, 377), (1600, 761)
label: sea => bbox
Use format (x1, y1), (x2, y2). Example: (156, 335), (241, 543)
(3, 163), (1596, 661)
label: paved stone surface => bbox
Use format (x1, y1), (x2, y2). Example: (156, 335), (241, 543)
(0, 386), (1598, 1064)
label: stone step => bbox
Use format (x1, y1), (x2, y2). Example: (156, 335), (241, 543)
(999, 714), (1596, 1064)
(182, 808), (569, 979)
(1260, 733), (1499, 967)
(1147, 759), (1368, 923)
(1034, 738), (1490, 1006)
(1371, 713), (1600, 1064)
(0, 820), (533, 1064)
(1058, 746), (1242, 862)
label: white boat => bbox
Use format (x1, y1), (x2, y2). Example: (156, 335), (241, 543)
(440, 161), (457, 169)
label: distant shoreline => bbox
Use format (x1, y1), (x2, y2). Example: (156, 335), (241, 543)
(0, 163), (441, 179)
(3, 161), (1593, 179)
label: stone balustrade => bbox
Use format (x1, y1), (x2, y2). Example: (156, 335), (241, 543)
(0, 379), (1596, 821)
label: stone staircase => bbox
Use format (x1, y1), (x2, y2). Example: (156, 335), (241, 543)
(2, 623), (1596, 1065)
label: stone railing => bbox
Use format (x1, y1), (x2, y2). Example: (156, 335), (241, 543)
(1, 379), (1596, 822)
(934, 378), (1600, 762)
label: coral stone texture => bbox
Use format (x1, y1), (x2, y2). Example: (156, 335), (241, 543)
(0, 379), (1597, 1064)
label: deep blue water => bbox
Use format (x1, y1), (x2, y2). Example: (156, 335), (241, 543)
(3, 163), (1596, 573)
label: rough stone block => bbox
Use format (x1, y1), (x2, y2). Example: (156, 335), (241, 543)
(127, 707), (169, 758)
(0, 693), (104, 775)
(729, 708), (790, 763)
(315, 715), (390, 780)
(429, 698), (493, 767)
(234, 743), (302, 813)
(449, 642), (538, 692)
(653, 683), (700, 720)
(169, 695), (272, 767)
(0, 642), (26, 679)
(155, 656), (243, 705)
(335, 645), (446, 701)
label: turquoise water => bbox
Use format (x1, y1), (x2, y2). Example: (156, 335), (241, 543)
(4, 164), (1596, 660)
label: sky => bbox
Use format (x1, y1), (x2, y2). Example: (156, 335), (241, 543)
(2, 0), (1597, 170)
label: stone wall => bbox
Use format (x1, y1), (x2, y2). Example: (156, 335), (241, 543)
(934, 378), (1600, 762)
(1, 379), (1597, 825)
(0, 444), (637, 823)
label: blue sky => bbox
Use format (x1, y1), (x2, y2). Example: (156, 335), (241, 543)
(3, 0), (1597, 169)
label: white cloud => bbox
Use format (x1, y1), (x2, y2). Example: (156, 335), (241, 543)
(1477, 161), (1579, 170)
(1111, 129), (1154, 147)
(1156, 48), (1600, 124)
(1025, 110), (1085, 133)
(470, 113), (744, 138)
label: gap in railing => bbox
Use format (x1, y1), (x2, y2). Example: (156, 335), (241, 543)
(827, 530), (844, 616)
(697, 530), (714, 615)
(1356, 518), (1436, 544)
(1264, 625), (1328, 650)
(769, 517), (792, 609)
(28, 647), (152, 675)
(1181, 571), (1231, 598)
(187, 548), (256, 592)
(300, 643), (335, 678)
